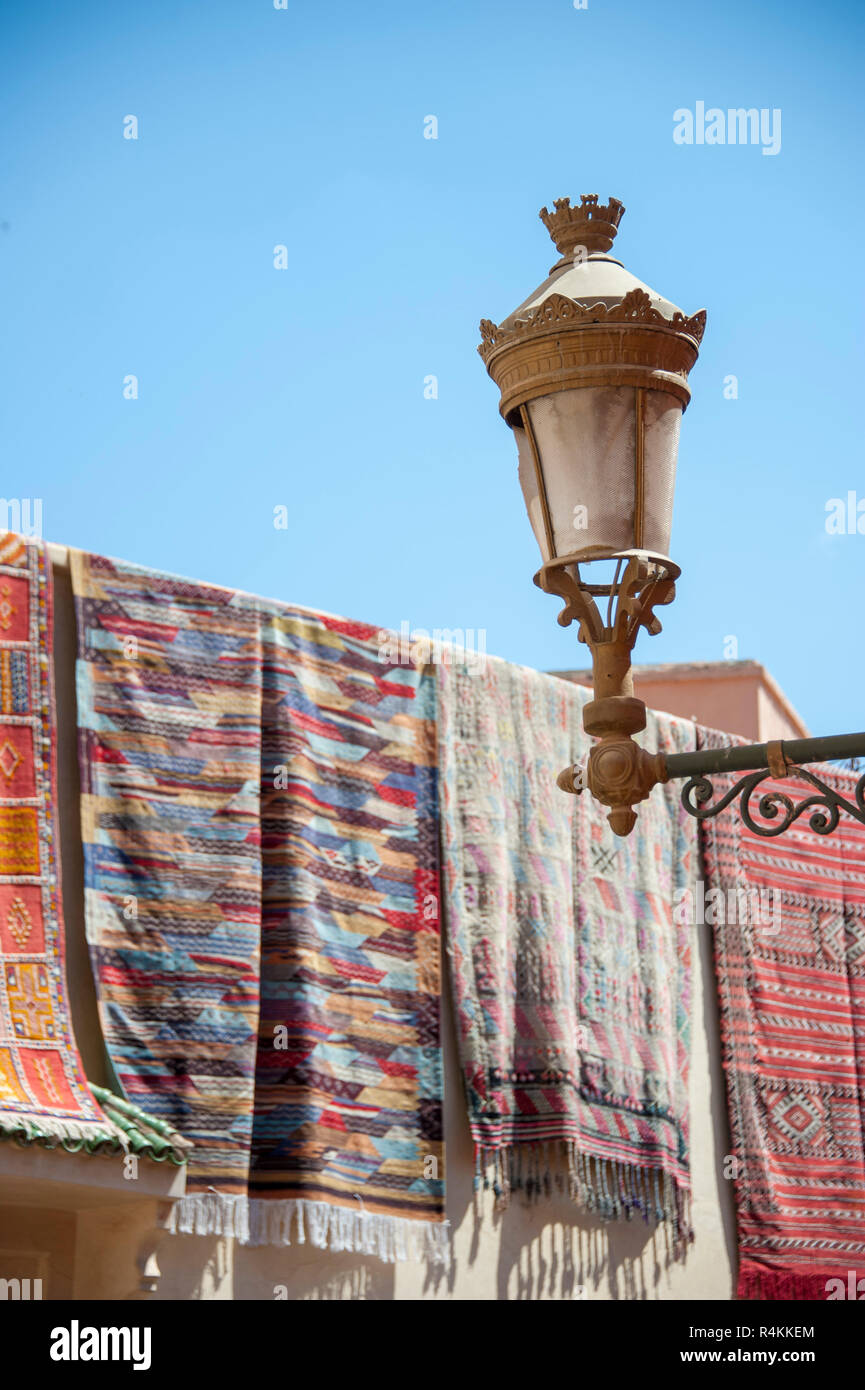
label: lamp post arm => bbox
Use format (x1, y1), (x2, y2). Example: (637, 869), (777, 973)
(663, 731), (865, 781)
(660, 731), (865, 839)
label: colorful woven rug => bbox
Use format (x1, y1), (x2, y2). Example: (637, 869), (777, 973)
(244, 604), (446, 1261)
(0, 534), (113, 1145)
(72, 550), (263, 1204)
(73, 551), (446, 1261)
(438, 654), (697, 1251)
(699, 725), (865, 1300)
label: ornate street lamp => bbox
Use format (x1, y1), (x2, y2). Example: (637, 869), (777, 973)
(480, 193), (865, 838)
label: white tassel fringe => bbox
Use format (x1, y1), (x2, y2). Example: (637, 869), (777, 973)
(164, 1193), (450, 1266)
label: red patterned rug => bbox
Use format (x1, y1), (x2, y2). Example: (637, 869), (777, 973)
(0, 534), (111, 1143)
(699, 725), (865, 1300)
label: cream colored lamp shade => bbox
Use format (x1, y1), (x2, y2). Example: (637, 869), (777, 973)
(513, 384), (682, 565)
(479, 194), (704, 572)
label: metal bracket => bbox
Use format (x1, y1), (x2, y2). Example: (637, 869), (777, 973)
(665, 732), (865, 838)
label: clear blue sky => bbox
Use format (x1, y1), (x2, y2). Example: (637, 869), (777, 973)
(2, 0), (863, 737)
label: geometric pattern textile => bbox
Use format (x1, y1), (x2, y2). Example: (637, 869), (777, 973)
(72, 550), (446, 1261)
(72, 548), (263, 1202)
(438, 654), (697, 1252)
(244, 604), (445, 1262)
(0, 534), (113, 1144)
(698, 724), (865, 1299)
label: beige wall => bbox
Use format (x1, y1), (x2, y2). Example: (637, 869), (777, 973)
(0, 550), (737, 1301)
(0, 1206), (75, 1300)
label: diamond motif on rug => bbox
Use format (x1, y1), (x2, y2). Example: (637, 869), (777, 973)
(775, 1095), (822, 1143)
(0, 584), (14, 633)
(0, 740), (22, 782)
(6, 896), (31, 948)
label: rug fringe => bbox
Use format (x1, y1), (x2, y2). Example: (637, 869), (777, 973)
(0, 1112), (122, 1149)
(474, 1140), (693, 1259)
(164, 1193), (451, 1266)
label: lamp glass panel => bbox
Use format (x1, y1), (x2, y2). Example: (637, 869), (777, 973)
(524, 386), (637, 558)
(513, 423), (553, 561)
(642, 390), (682, 557)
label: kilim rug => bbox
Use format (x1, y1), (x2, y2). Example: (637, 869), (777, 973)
(244, 604), (446, 1262)
(73, 551), (447, 1261)
(0, 534), (114, 1145)
(438, 654), (697, 1252)
(699, 724), (865, 1300)
(72, 550), (263, 1207)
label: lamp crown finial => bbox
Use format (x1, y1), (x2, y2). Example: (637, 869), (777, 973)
(539, 194), (625, 257)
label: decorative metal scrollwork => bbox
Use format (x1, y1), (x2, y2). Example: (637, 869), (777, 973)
(681, 766), (865, 838)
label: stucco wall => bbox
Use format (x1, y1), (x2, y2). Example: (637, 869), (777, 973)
(21, 548), (738, 1301)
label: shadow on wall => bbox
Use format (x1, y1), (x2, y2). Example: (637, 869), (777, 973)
(227, 1205), (675, 1302)
(413, 1177), (709, 1302)
(233, 1248), (395, 1301)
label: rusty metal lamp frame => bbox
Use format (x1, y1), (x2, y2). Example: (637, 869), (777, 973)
(539, 549), (679, 836)
(541, 552), (865, 838)
(481, 193), (865, 839)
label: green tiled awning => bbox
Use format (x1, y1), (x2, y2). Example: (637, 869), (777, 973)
(0, 1083), (192, 1165)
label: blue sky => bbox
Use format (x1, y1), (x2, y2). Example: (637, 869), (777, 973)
(1, 0), (863, 736)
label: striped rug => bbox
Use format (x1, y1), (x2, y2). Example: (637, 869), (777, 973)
(699, 725), (865, 1299)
